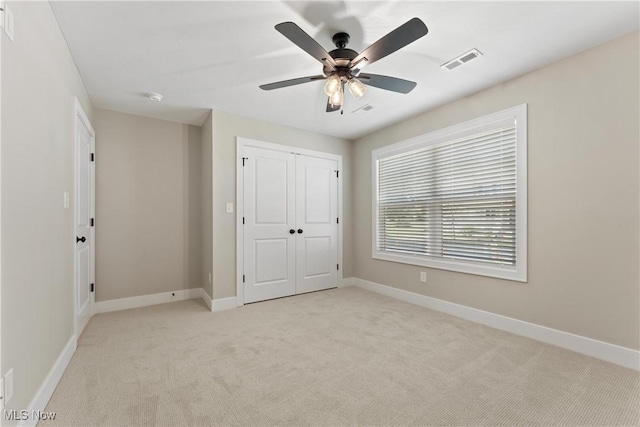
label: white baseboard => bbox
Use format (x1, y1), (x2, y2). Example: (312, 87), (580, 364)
(20, 335), (77, 427)
(211, 297), (237, 312)
(198, 288), (213, 311)
(352, 278), (640, 371)
(93, 288), (236, 315)
(93, 288), (204, 314)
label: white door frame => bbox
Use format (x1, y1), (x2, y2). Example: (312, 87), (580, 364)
(0, 26), (3, 421)
(235, 137), (343, 306)
(73, 98), (95, 339)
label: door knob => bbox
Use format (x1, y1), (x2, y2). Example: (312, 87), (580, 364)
(76, 236), (86, 243)
(297, 229), (303, 234)
(289, 229), (295, 234)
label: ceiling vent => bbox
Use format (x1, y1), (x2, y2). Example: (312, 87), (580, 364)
(352, 104), (374, 114)
(441, 48), (483, 71)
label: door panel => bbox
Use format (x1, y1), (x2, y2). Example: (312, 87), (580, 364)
(296, 156), (338, 294)
(304, 237), (332, 277)
(304, 166), (332, 224)
(243, 147), (296, 303)
(75, 111), (93, 336)
(254, 239), (289, 284)
(255, 157), (289, 224)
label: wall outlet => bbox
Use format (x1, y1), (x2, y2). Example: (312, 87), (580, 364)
(5, 368), (14, 403)
(420, 271), (427, 283)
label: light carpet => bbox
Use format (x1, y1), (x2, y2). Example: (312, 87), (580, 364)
(44, 287), (639, 426)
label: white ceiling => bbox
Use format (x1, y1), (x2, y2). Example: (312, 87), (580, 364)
(50, 1), (639, 140)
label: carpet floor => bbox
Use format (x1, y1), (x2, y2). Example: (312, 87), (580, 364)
(44, 287), (639, 426)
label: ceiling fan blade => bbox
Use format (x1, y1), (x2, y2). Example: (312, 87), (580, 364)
(358, 73), (417, 94)
(259, 75), (325, 91)
(349, 18), (428, 68)
(326, 98), (340, 112)
(275, 22), (338, 69)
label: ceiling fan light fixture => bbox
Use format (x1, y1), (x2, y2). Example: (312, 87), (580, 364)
(347, 77), (367, 99)
(329, 84), (343, 107)
(324, 74), (341, 97)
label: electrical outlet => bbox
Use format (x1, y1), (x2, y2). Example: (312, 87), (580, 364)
(420, 271), (427, 283)
(5, 368), (14, 403)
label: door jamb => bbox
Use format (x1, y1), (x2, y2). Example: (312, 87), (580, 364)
(73, 98), (95, 340)
(235, 137), (343, 307)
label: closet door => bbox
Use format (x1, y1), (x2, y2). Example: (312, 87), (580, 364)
(295, 155), (339, 294)
(243, 146), (296, 303)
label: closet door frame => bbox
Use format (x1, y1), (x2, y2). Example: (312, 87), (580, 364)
(235, 137), (343, 306)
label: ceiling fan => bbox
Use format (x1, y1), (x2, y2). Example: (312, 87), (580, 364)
(260, 18), (429, 112)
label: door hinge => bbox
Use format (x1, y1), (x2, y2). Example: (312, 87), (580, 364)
(337, 264), (339, 270)
(90, 218), (94, 227)
(336, 217), (339, 224)
(242, 157), (248, 166)
(242, 217), (245, 225)
(90, 153), (95, 162)
(242, 274), (245, 283)
(335, 170), (339, 178)
(90, 283), (94, 292)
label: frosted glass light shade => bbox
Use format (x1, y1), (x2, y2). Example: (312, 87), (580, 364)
(329, 85), (343, 106)
(347, 77), (367, 99)
(324, 74), (341, 97)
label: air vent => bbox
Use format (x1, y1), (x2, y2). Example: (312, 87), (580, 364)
(441, 48), (483, 71)
(352, 104), (374, 114)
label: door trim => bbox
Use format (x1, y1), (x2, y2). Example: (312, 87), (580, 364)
(73, 98), (95, 339)
(235, 137), (343, 306)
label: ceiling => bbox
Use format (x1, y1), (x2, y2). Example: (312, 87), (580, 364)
(50, 1), (639, 140)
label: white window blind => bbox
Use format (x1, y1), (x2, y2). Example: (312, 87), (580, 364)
(373, 105), (527, 282)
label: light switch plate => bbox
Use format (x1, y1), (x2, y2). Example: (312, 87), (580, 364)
(64, 191), (70, 209)
(420, 271), (427, 283)
(225, 202), (233, 214)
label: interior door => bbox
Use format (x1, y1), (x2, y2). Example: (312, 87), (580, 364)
(243, 146), (297, 303)
(75, 107), (94, 336)
(295, 155), (339, 294)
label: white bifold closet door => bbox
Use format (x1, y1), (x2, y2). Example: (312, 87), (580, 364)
(243, 146), (338, 304)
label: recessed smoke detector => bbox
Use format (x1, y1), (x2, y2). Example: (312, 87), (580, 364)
(441, 48), (483, 71)
(146, 92), (163, 102)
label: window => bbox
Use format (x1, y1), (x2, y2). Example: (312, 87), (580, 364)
(373, 104), (527, 282)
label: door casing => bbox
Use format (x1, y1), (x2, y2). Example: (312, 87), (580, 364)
(235, 137), (343, 306)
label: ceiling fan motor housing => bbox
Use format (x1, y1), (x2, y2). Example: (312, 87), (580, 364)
(323, 33), (359, 79)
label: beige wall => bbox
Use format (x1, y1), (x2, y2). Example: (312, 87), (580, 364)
(211, 111), (353, 299)
(201, 111), (214, 299)
(94, 109), (203, 301)
(1, 2), (93, 420)
(352, 32), (640, 350)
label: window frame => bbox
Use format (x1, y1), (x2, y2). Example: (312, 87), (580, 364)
(372, 104), (528, 282)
